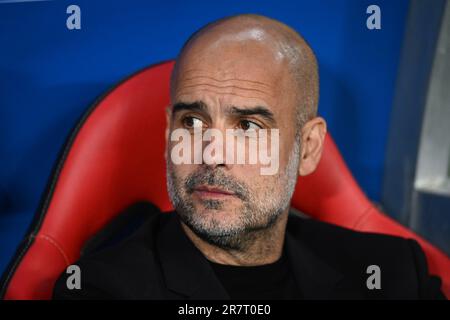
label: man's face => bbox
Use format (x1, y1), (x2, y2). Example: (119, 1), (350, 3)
(166, 36), (301, 249)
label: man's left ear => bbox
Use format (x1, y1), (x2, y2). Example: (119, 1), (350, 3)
(298, 117), (327, 176)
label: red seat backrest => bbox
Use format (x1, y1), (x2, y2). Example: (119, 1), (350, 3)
(2, 61), (449, 299)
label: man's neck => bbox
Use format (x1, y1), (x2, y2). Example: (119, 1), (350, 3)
(180, 210), (289, 266)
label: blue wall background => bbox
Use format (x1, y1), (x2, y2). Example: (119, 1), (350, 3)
(0, 0), (409, 275)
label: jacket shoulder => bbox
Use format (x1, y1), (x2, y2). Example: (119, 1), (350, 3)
(289, 213), (412, 252)
(287, 214), (444, 299)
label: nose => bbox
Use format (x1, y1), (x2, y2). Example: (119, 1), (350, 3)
(201, 127), (232, 170)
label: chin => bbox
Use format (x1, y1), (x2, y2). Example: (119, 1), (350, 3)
(194, 207), (243, 228)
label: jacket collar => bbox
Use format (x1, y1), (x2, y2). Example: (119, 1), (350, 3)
(157, 213), (229, 299)
(156, 212), (348, 299)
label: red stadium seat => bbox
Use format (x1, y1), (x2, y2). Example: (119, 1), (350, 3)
(1, 61), (449, 299)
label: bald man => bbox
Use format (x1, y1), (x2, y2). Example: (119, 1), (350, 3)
(53, 14), (444, 300)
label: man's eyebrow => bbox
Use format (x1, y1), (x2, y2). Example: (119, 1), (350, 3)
(171, 101), (207, 116)
(227, 106), (277, 125)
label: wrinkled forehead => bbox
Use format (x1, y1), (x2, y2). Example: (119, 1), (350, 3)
(192, 50), (283, 78)
(172, 34), (294, 103)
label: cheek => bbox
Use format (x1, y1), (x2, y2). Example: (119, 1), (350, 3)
(240, 145), (295, 186)
(233, 165), (277, 191)
(168, 165), (197, 199)
(278, 131), (298, 166)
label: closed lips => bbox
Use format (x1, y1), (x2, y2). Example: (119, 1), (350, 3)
(194, 186), (235, 195)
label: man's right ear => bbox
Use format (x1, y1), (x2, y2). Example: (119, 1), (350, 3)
(165, 106), (171, 143)
(165, 106), (172, 162)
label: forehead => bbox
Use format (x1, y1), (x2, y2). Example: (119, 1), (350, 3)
(172, 40), (296, 116)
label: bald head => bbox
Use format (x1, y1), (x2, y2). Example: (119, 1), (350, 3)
(171, 14), (319, 133)
(166, 15), (326, 257)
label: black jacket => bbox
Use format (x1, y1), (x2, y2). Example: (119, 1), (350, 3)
(53, 202), (445, 300)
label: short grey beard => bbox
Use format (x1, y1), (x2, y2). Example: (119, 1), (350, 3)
(166, 139), (301, 251)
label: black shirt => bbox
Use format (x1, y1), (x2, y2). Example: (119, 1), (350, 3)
(208, 252), (302, 300)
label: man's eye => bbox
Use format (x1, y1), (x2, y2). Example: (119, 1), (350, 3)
(238, 120), (262, 131)
(183, 116), (204, 128)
